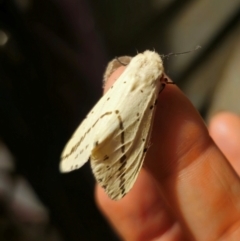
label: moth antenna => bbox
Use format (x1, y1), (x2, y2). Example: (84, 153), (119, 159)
(115, 57), (129, 66)
(161, 45), (201, 59)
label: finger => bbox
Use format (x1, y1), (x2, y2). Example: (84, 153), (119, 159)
(96, 169), (184, 241)
(97, 66), (240, 241)
(145, 81), (240, 240)
(99, 67), (186, 240)
(209, 112), (240, 175)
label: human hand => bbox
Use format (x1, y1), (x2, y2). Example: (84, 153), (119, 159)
(95, 66), (240, 241)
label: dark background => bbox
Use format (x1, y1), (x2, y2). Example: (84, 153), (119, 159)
(0, 0), (239, 240)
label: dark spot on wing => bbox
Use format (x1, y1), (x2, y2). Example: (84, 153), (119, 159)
(103, 155), (109, 161)
(119, 176), (125, 187)
(115, 111), (125, 153)
(120, 155), (126, 163)
(112, 194), (119, 200)
(118, 161), (126, 171)
(116, 171), (125, 178)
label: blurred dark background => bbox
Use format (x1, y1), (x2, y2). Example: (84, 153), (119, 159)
(0, 0), (239, 240)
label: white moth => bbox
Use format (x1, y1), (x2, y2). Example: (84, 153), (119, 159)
(60, 50), (167, 200)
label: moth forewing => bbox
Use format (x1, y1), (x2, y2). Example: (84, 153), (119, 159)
(60, 50), (164, 200)
(60, 75), (120, 173)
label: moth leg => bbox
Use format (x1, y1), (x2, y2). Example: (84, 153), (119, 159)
(159, 76), (175, 95)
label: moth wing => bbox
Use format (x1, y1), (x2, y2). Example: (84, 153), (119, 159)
(59, 83), (118, 173)
(90, 86), (161, 200)
(60, 50), (164, 201)
(91, 50), (163, 199)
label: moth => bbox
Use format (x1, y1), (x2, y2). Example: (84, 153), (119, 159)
(60, 50), (169, 200)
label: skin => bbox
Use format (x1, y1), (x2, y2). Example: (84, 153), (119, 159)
(95, 66), (240, 241)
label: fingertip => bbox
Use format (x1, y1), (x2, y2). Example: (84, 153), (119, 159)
(209, 111), (240, 174)
(209, 111), (240, 147)
(209, 112), (240, 136)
